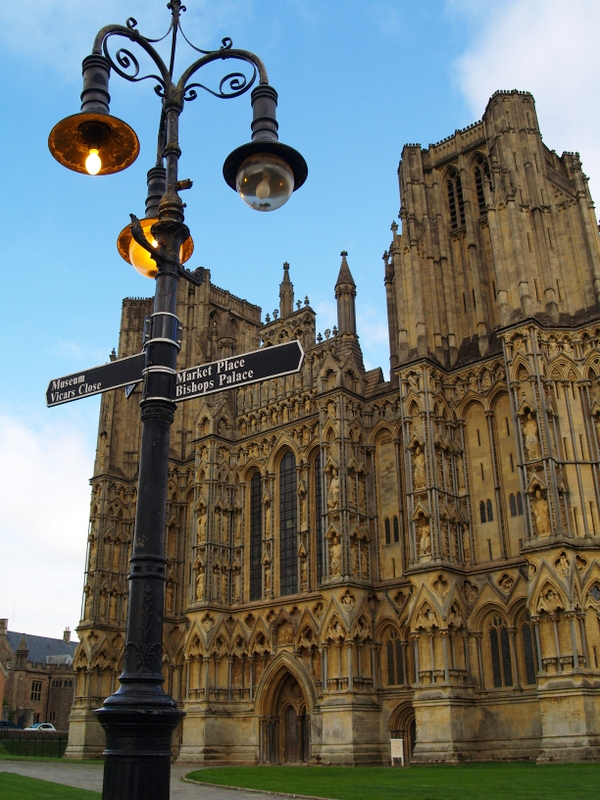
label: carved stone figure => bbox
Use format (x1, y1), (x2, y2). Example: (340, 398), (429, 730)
(88, 535), (97, 570)
(413, 445), (426, 489)
(532, 488), (550, 537)
(360, 545), (369, 577)
(329, 534), (341, 576)
(351, 538), (359, 575)
(416, 514), (431, 558)
(524, 411), (541, 460)
(195, 565), (205, 600)
(109, 592), (118, 622)
(327, 468), (340, 510)
(166, 581), (175, 612)
(99, 590), (107, 619)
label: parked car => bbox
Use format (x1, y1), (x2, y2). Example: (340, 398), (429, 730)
(0, 719), (19, 728)
(23, 722), (56, 731)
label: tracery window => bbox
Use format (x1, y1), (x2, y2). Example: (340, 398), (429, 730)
(447, 168), (466, 230)
(384, 628), (405, 686)
(249, 472), (263, 601)
(279, 450), (298, 596)
(489, 615), (513, 688)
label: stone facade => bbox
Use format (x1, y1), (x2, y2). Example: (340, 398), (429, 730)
(67, 91), (600, 764)
(0, 619), (76, 730)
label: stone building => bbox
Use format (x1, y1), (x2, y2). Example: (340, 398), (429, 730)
(67, 91), (600, 764)
(0, 619), (77, 729)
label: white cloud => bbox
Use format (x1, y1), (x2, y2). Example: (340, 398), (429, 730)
(452, 0), (600, 201)
(0, 413), (95, 639)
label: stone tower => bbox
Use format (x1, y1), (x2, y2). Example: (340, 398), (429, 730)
(67, 91), (600, 764)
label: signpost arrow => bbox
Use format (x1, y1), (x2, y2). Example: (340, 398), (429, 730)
(46, 352), (145, 407)
(175, 339), (304, 402)
(46, 341), (304, 408)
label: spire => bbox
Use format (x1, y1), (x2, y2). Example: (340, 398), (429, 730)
(279, 262), (294, 318)
(335, 251), (357, 335)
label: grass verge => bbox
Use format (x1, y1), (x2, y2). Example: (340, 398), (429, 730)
(186, 762), (600, 800)
(0, 773), (101, 800)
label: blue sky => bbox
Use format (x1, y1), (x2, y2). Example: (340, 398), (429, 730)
(1, 0), (599, 639)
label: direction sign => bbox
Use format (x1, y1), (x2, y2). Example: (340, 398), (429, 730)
(46, 340), (304, 408)
(175, 340), (304, 402)
(46, 352), (145, 407)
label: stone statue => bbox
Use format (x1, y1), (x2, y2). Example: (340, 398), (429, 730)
(523, 411), (541, 460)
(166, 581), (175, 612)
(413, 445), (426, 489)
(360, 546), (369, 578)
(329, 535), (341, 576)
(416, 515), (431, 558)
(99, 591), (107, 619)
(532, 488), (550, 537)
(195, 565), (205, 600)
(109, 592), (118, 622)
(88, 536), (97, 570)
(327, 468), (340, 510)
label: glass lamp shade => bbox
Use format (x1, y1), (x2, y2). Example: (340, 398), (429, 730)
(48, 112), (139, 175)
(117, 218), (194, 279)
(235, 153), (294, 212)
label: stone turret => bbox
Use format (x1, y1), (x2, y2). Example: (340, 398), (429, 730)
(279, 262), (294, 319)
(335, 251), (357, 335)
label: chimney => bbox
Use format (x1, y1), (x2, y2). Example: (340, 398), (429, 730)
(63, 627), (71, 644)
(0, 619), (7, 637)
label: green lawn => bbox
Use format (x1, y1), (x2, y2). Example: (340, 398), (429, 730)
(0, 773), (100, 800)
(186, 763), (600, 800)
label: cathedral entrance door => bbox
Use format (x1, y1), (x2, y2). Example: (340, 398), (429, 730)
(282, 704), (300, 763)
(263, 670), (309, 763)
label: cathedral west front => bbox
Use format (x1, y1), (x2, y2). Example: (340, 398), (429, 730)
(66, 90), (600, 764)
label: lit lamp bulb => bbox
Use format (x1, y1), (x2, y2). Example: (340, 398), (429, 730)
(117, 218), (194, 279)
(85, 148), (102, 175)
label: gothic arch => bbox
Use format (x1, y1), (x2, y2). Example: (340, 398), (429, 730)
(389, 701), (417, 762)
(254, 650), (318, 717)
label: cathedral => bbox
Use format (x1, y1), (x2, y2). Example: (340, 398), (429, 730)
(66, 90), (600, 764)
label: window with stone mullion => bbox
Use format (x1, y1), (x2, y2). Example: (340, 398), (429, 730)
(249, 472), (263, 600)
(279, 451), (298, 596)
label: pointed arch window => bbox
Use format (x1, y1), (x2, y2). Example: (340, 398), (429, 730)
(489, 615), (513, 688)
(393, 516), (400, 543)
(480, 498), (494, 523)
(384, 628), (405, 686)
(249, 472), (263, 600)
(279, 451), (298, 596)
(384, 518), (391, 545)
(509, 492), (524, 517)
(447, 168), (466, 230)
(521, 614), (537, 685)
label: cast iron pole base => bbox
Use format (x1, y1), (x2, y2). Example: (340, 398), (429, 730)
(96, 697), (184, 800)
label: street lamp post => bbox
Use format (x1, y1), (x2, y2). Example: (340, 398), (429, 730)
(48, 4), (306, 799)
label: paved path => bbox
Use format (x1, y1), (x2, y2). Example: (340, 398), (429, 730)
(0, 760), (306, 800)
